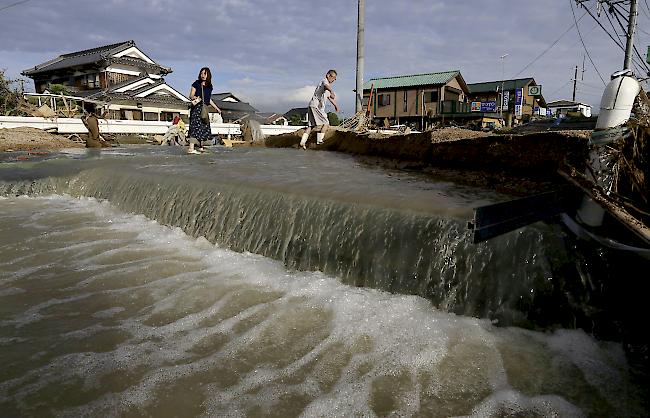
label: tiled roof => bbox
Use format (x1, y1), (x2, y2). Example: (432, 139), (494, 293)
(106, 74), (151, 93)
(22, 41), (134, 76)
(131, 79), (167, 96)
(211, 93), (258, 113)
(547, 100), (590, 107)
(93, 91), (188, 106)
(467, 78), (535, 93)
(22, 40), (170, 76)
(212, 92), (240, 101)
(106, 56), (171, 74)
(284, 107), (308, 118)
(363, 71), (461, 90)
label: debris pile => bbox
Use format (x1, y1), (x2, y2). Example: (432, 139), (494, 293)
(614, 90), (650, 226)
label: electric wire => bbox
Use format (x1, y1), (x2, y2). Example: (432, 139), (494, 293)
(548, 79), (574, 97)
(580, 0), (650, 74)
(570, 0), (607, 84)
(604, 4), (627, 48)
(512, 10), (588, 78)
(576, 80), (607, 89)
(580, 1), (629, 50)
(607, 3), (650, 72)
(0, 0), (29, 12)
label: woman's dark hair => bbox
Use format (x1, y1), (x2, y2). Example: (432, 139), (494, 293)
(197, 67), (212, 88)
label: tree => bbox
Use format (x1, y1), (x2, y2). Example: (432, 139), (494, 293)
(49, 84), (69, 95)
(0, 69), (24, 116)
(288, 114), (303, 126)
(327, 112), (340, 126)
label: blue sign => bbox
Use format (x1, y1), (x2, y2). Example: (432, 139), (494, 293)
(515, 88), (523, 106)
(480, 101), (497, 112)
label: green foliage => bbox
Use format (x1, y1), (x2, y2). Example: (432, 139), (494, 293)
(327, 112), (340, 126)
(288, 114), (303, 126)
(49, 84), (69, 95)
(0, 69), (24, 116)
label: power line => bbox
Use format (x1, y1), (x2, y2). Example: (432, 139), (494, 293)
(603, 4), (627, 48)
(512, 10), (588, 77)
(606, 3), (650, 73)
(580, 1), (629, 50)
(0, 0), (30, 12)
(549, 79), (574, 97)
(570, 0), (607, 84)
(576, 80), (607, 89)
(579, 0), (650, 73)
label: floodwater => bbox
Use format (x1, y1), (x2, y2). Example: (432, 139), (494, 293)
(0, 146), (647, 417)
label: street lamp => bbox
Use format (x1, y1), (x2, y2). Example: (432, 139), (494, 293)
(499, 53), (508, 120)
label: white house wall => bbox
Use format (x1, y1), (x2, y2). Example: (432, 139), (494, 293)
(106, 65), (143, 77)
(135, 84), (190, 102)
(112, 46), (155, 64)
(113, 78), (155, 93)
(0, 116), (303, 136)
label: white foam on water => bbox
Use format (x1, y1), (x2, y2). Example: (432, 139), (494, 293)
(0, 195), (645, 417)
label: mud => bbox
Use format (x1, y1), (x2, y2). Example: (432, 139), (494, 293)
(266, 128), (590, 196)
(0, 127), (84, 152)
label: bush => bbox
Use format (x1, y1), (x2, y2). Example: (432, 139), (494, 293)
(327, 111), (340, 126)
(0, 69), (25, 116)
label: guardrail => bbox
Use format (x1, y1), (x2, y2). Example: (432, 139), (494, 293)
(0, 116), (304, 136)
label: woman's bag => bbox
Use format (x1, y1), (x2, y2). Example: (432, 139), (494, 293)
(200, 86), (210, 124)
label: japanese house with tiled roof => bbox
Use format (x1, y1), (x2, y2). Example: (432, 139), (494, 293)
(362, 71), (470, 129)
(211, 92), (262, 123)
(22, 40), (190, 121)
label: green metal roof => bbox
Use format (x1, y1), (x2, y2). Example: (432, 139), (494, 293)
(363, 71), (461, 90)
(467, 78), (535, 93)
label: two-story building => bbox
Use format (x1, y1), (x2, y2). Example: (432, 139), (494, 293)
(467, 78), (547, 123)
(21, 40), (190, 121)
(361, 71), (470, 130)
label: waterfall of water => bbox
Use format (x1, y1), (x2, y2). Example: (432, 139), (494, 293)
(1, 150), (640, 337)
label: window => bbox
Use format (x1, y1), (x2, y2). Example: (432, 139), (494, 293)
(378, 94), (391, 106)
(403, 91), (408, 112)
(425, 91), (438, 103)
(144, 112), (159, 121)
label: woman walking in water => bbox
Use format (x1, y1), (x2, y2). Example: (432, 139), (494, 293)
(188, 67), (221, 154)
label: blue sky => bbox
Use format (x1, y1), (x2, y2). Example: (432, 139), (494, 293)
(1, 0), (649, 117)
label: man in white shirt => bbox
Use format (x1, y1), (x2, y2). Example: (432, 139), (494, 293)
(300, 70), (340, 149)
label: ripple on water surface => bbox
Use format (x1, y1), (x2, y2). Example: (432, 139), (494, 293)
(0, 195), (646, 417)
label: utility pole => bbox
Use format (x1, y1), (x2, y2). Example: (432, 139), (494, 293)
(355, 0), (365, 113)
(499, 54), (508, 119)
(623, 0), (638, 70)
(572, 65), (578, 101)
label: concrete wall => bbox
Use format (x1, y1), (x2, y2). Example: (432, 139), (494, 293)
(0, 116), (303, 136)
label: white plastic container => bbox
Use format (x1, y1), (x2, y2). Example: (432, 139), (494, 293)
(595, 70), (641, 130)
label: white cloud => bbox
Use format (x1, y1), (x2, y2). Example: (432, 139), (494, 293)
(2, 0), (649, 115)
(287, 86), (315, 103)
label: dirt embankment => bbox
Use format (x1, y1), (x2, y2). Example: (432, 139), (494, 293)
(0, 128), (84, 152)
(0, 125), (592, 196)
(266, 127), (590, 195)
